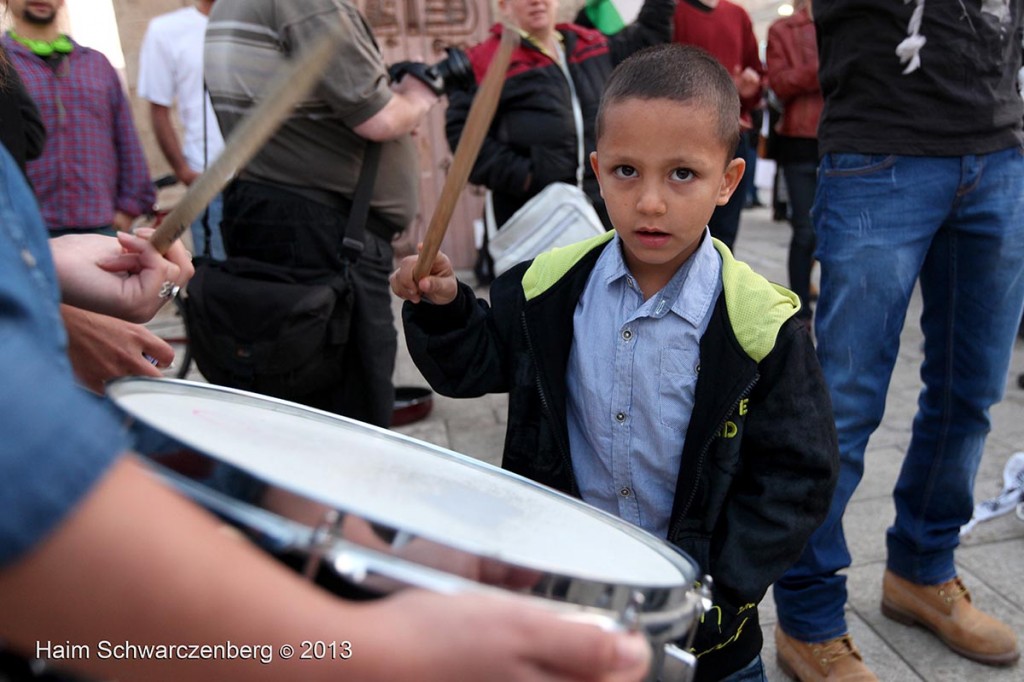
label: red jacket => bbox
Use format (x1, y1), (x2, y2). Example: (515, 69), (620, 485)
(766, 7), (823, 139)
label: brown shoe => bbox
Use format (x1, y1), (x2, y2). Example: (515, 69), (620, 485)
(881, 569), (1020, 666)
(775, 624), (878, 681)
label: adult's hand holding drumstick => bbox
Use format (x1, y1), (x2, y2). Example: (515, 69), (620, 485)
(51, 229), (194, 324)
(148, 27), (344, 255)
(411, 25), (520, 283)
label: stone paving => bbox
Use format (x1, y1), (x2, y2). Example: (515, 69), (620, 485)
(157, 205), (1024, 680)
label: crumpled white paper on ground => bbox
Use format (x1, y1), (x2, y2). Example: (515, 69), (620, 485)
(960, 451), (1024, 536)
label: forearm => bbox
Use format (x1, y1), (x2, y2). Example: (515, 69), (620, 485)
(402, 282), (512, 397)
(114, 94), (156, 216)
(353, 86), (438, 141)
(150, 104), (195, 182)
(0, 457), (385, 682)
(0, 457), (652, 682)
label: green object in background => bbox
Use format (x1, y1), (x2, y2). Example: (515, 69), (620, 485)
(583, 0), (644, 35)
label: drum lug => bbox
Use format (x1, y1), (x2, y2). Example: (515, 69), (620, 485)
(695, 574), (714, 615)
(303, 510), (344, 580)
(659, 643), (698, 682)
(622, 590), (646, 631)
(680, 574), (714, 653)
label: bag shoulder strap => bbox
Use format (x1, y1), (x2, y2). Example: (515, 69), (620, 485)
(341, 141), (383, 262)
(554, 42), (584, 189)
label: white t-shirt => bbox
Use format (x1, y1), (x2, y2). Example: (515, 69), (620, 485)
(138, 6), (225, 173)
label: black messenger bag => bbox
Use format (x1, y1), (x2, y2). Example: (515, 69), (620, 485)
(183, 143), (381, 401)
(184, 258), (353, 400)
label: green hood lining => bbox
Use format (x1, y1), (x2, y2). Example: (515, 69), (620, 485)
(521, 234), (799, 362)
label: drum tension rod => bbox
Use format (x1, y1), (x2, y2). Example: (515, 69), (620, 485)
(622, 591), (645, 632)
(389, 530), (416, 551)
(695, 575), (714, 614)
(303, 510), (344, 581)
(687, 574), (715, 650)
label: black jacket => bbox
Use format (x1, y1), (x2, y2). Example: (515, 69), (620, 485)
(404, 234), (839, 680)
(446, 0), (674, 228)
(0, 47), (45, 176)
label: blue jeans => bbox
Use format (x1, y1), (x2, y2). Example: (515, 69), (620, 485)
(774, 148), (1024, 641)
(190, 193), (226, 260)
(717, 654), (765, 682)
(782, 162), (818, 320)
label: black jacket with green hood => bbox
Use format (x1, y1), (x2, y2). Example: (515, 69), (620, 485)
(403, 232), (839, 681)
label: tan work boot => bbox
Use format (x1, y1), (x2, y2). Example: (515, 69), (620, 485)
(775, 624), (878, 681)
(881, 569), (1020, 666)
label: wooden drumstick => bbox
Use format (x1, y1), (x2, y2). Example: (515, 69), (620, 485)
(412, 26), (520, 282)
(149, 27), (343, 255)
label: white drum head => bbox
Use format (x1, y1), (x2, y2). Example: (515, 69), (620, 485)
(109, 379), (694, 589)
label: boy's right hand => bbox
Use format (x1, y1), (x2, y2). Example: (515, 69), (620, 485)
(390, 247), (458, 305)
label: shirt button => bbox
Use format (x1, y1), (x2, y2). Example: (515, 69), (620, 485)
(620, 487), (631, 497)
(622, 329), (633, 341)
(20, 249), (36, 268)
(615, 412), (626, 422)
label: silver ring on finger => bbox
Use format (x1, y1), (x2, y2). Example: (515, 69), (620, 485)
(158, 280), (181, 300)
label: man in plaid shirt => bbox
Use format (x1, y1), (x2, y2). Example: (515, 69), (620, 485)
(3, 0), (153, 236)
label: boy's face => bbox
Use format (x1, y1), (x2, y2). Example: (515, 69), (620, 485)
(591, 97), (744, 284)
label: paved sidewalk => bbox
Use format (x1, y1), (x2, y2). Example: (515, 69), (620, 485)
(161, 205), (1024, 680)
(389, 207), (1024, 681)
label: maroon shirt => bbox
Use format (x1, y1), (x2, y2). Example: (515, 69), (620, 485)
(672, 0), (764, 128)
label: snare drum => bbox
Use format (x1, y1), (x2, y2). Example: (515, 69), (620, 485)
(108, 378), (708, 681)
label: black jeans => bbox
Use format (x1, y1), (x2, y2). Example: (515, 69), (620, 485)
(708, 134), (752, 249)
(221, 180), (398, 427)
(781, 162), (818, 320)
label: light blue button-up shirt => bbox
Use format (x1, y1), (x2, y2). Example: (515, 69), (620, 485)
(566, 231), (722, 539)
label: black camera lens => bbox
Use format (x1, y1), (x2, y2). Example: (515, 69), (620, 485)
(389, 46), (474, 97)
(431, 47), (474, 93)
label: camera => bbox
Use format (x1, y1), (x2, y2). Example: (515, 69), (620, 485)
(388, 47), (474, 97)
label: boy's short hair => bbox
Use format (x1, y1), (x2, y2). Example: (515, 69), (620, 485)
(597, 44), (742, 160)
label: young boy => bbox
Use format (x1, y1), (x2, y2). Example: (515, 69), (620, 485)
(391, 44), (838, 682)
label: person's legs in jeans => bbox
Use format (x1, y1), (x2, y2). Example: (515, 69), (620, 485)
(887, 146), (1024, 583)
(189, 193), (226, 260)
(718, 654), (766, 682)
(782, 161), (817, 321)
(774, 153), (959, 641)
